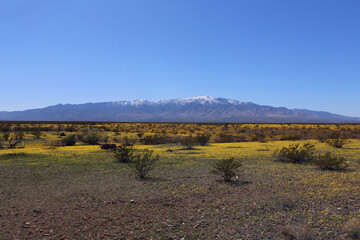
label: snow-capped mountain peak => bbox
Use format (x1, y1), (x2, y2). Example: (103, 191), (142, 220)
(111, 96), (240, 106)
(112, 96), (244, 106)
(158, 96), (221, 105)
(1, 96), (358, 123)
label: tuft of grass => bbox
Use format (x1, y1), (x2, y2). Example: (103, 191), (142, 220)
(210, 157), (242, 182)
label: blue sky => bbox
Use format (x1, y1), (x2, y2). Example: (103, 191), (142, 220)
(0, 0), (359, 117)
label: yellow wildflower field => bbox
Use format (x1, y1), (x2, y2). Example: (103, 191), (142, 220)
(0, 122), (359, 239)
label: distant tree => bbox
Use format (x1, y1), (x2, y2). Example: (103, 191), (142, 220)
(62, 134), (77, 146)
(196, 133), (211, 146)
(181, 135), (196, 150)
(8, 131), (24, 148)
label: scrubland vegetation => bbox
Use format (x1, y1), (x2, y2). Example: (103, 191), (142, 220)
(1, 122), (360, 239)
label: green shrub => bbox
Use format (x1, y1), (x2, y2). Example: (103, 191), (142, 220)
(83, 132), (101, 145)
(114, 143), (134, 163)
(78, 131), (103, 145)
(181, 135), (196, 150)
(101, 143), (117, 150)
(130, 149), (159, 179)
(196, 133), (211, 146)
(7, 131), (24, 148)
(313, 152), (349, 170)
(326, 138), (348, 148)
(62, 134), (76, 146)
(210, 157), (242, 182)
(274, 142), (315, 164)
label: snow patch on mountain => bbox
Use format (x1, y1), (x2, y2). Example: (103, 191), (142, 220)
(111, 96), (246, 106)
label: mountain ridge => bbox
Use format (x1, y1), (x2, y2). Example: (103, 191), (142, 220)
(0, 96), (359, 123)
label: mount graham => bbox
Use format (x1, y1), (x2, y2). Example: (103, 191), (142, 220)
(0, 96), (359, 123)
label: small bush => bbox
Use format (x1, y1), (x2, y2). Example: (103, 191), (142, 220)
(181, 135), (196, 150)
(83, 132), (101, 145)
(326, 138), (348, 148)
(313, 152), (349, 170)
(8, 132), (25, 148)
(62, 134), (76, 146)
(77, 130), (104, 145)
(130, 149), (159, 179)
(274, 142), (315, 164)
(196, 133), (211, 146)
(114, 143), (134, 163)
(101, 143), (117, 150)
(210, 157), (242, 182)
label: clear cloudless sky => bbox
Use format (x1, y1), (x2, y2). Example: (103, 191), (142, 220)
(0, 0), (359, 116)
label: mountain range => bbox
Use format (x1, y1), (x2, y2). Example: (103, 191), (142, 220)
(0, 96), (359, 123)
